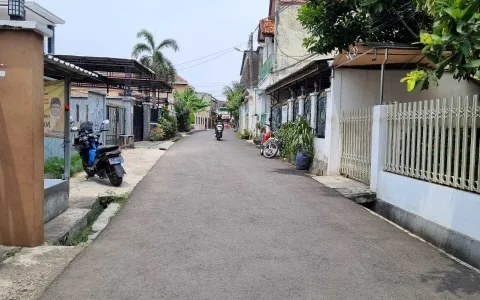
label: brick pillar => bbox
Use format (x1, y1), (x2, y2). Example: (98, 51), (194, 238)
(143, 102), (152, 141)
(0, 28), (46, 246)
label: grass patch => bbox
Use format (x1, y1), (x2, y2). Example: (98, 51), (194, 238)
(64, 203), (104, 246)
(44, 153), (83, 179)
(99, 192), (130, 207)
(63, 193), (131, 246)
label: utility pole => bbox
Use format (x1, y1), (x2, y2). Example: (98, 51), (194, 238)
(248, 32), (254, 89)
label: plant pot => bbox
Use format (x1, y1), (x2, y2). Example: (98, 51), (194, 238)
(295, 151), (310, 170)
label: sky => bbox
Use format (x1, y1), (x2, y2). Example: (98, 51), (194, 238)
(36, 0), (267, 100)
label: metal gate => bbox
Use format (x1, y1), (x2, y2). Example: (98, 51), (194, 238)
(340, 108), (373, 184)
(133, 105), (144, 141)
(106, 106), (126, 145)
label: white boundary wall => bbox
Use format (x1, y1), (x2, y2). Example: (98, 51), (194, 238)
(370, 105), (480, 242)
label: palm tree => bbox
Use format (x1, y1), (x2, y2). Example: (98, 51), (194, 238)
(132, 29), (179, 83)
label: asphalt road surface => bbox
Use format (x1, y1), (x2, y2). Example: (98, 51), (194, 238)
(41, 130), (480, 300)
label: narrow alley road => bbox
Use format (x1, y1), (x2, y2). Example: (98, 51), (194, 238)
(41, 130), (480, 300)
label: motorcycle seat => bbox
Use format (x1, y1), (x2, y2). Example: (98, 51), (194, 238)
(97, 145), (119, 153)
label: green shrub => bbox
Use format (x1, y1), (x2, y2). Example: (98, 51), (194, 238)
(149, 125), (165, 141)
(156, 107), (178, 140)
(44, 153), (83, 179)
(157, 118), (176, 140)
(174, 99), (192, 132)
(277, 118), (314, 164)
(238, 129), (252, 140)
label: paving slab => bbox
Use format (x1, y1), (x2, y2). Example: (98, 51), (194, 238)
(0, 246), (83, 300)
(69, 146), (168, 207)
(0, 246), (20, 263)
(312, 175), (375, 203)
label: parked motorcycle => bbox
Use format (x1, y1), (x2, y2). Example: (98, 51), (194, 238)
(215, 121), (224, 141)
(262, 134), (282, 159)
(71, 120), (125, 186)
(255, 129), (282, 159)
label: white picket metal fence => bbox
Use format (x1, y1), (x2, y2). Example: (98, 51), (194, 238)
(385, 95), (480, 193)
(340, 108), (373, 184)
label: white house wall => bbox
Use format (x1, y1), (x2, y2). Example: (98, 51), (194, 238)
(311, 69), (480, 175)
(333, 68), (480, 111)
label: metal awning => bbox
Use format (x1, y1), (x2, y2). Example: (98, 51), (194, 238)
(44, 54), (103, 83)
(73, 77), (172, 93)
(51, 55), (173, 94)
(332, 44), (435, 69)
(265, 58), (332, 95)
(53, 55), (156, 78)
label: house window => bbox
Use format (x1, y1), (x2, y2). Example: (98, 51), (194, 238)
(86, 105), (89, 122)
(316, 95), (327, 138)
(271, 106), (282, 130)
(76, 105), (80, 122)
(293, 100), (299, 121)
(304, 99), (311, 123)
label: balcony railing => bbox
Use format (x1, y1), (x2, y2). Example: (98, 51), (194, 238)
(259, 55), (274, 82)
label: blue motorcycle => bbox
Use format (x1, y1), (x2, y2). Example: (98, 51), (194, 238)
(71, 120), (125, 186)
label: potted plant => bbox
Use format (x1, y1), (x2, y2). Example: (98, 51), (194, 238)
(293, 118), (314, 170)
(276, 118), (314, 169)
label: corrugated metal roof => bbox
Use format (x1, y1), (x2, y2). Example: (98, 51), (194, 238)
(45, 54), (100, 78)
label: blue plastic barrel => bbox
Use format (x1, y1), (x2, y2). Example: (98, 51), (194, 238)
(295, 152), (310, 170)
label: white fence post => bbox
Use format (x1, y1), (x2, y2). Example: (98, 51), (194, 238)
(370, 105), (388, 192)
(325, 89), (342, 176)
(288, 98), (294, 122)
(298, 95), (305, 117)
(310, 92), (319, 131)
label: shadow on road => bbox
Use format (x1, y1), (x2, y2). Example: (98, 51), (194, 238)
(271, 168), (306, 176)
(419, 265), (480, 297)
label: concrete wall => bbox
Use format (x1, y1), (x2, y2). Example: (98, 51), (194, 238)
(274, 4), (311, 82)
(369, 105), (480, 269)
(44, 92), (108, 161)
(272, 4), (332, 84)
(107, 96), (134, 136)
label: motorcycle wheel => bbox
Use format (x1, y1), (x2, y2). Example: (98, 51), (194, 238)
(108, 172), (123, 187)
(263, 141), (279, 159)
(83, 166), (96, 177)
(216, 136), (221, 141)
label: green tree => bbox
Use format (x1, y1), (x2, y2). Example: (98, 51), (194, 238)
(223, 81), (245, 124)
(298, 0), (430, 55)
(132, 29), (179, 83)
(401, 1), (480, 91)
(173, 88), (209, 113)
(173, 97), (192, 132)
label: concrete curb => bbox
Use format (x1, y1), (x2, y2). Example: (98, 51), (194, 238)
(88, 203), (121, 243)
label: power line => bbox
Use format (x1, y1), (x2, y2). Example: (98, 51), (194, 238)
(174, 42), (247, 67)
(178, 49), (237, 71)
